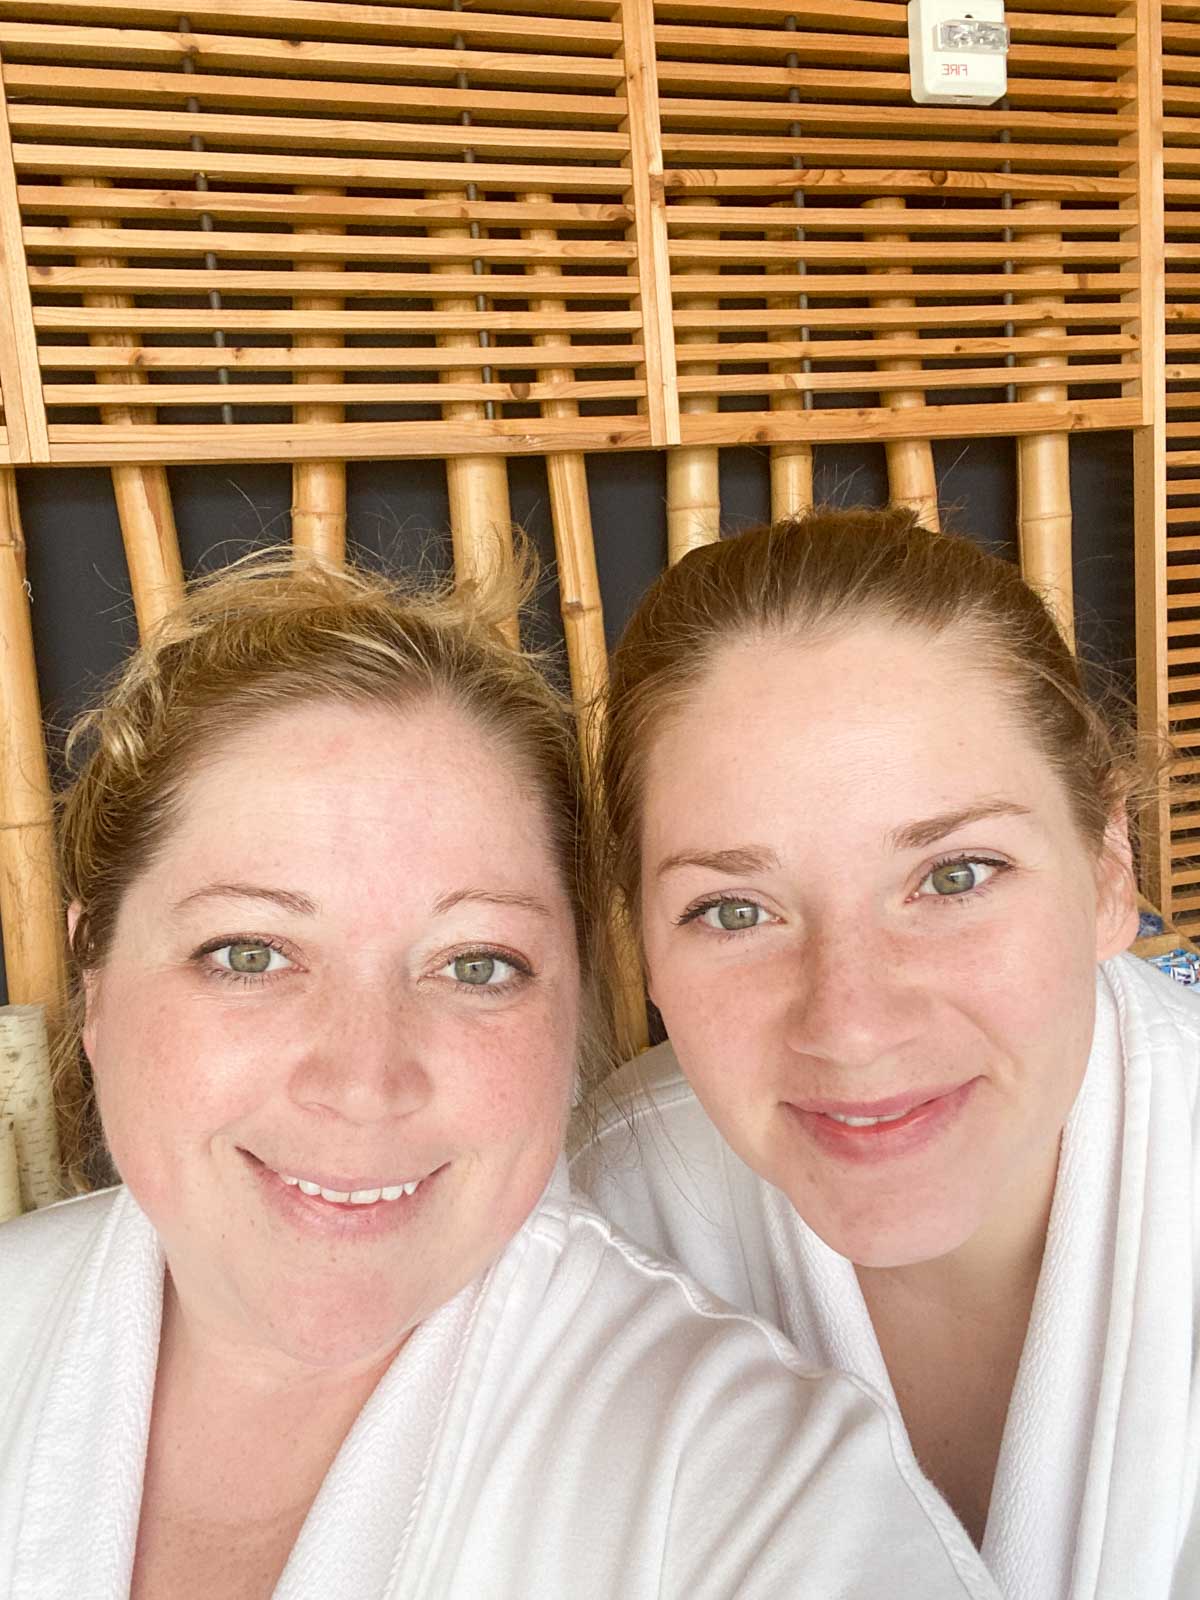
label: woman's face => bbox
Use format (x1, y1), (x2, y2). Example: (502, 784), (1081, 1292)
(639, 622), (1136, 1270)
(85, 697), (579, 1369)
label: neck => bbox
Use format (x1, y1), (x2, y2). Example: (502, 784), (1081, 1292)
(858, 1129), (1060, 1324)
(157, 1271), (400, 1427)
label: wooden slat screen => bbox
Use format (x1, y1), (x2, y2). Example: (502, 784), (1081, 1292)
(0, 0), (664, 464)
(652, 0), (1148, 449)
(0, 0), (1156, 466)
(1163, 3), (1200, 939)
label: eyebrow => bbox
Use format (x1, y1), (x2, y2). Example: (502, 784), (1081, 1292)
(655, 845), (780, 880)
(888, 801), (1033, 854)
(172, 883), (319, 917)
(433, 887), (554, 919)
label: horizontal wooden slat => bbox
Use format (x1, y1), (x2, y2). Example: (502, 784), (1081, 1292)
(34, 340), (646, 371)
(0, 1), (624, 53)
(33, 306), (645, 332)
(675, 396), (1141, 444)
(0, 22), (626, 89)
(668, 238), (1138, 264)
(25, 226), (638, 264)
(38, 414), (655, 463)
(13, 143), (634, 192)
(663, 169), (1136, 199)
(667, 271), (1137, 297)
(7, 104), (631, 160)
(18, 185), (633, 228)
(42, 375), (648, 406)
(2, 64), (629, 125)
(32, 267), (640, 298)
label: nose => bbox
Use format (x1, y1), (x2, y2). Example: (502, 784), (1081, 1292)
(290, 984), (434, 1124)
(780, 927), (926, 1071)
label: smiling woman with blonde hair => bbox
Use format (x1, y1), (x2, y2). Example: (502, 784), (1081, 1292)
(573, 506), (1200, 1600)
(0, 549), (999, 1600)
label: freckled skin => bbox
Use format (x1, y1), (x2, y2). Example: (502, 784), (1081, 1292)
(85, 699), (580, 1374)
(639, 622), (1137, 1274)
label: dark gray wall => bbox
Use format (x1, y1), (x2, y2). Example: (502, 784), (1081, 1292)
(1, 430), (1135, 1001)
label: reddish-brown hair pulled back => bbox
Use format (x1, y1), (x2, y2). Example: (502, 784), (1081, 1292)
(600, 505), (1137, 928)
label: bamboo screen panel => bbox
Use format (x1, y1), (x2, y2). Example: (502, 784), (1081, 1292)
(1162, 4), (1200, 939)
(653, 0), (1148, 451)
(0, 0), (670, 466)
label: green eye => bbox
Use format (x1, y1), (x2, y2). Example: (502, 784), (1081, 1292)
(699, 900), (763, 931)
(923, 861), (1000, 897)
(454, 954), (498, 986)
(226, 941), (275, 974)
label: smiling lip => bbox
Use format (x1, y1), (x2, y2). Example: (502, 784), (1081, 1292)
(242, 1150), (445, 1229)
(784, 1078), (979, 1165)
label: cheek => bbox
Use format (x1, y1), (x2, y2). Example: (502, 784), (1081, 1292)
(449, 998), (576, 1145)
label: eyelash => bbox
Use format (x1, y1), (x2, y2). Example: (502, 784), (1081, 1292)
(914, 854), (1012, 906)
(439, 946), (534, 997)
(674, 897), (771, 936)
(192, 934), (296, 988)
(190, 937), (535, 996)
(675, 853), (1012, 934)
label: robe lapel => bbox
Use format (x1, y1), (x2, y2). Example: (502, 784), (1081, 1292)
(12, 1189), (162, 1600)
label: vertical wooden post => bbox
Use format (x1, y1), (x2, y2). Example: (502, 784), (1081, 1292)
(618, 0), (678, 450)
(63, 180), (184, 633)
(0, 473), (64, 1026)
(1014, 202), (1074, 647)
(865, 197), (940, 529)
(292, 185), (347, 564)
(1132, 0), (1169, 911)
(771, 28), (814, 524)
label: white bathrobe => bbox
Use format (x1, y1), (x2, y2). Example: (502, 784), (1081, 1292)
(0, 1159), (1000, 1600)
(572, 954), (1200, 1600)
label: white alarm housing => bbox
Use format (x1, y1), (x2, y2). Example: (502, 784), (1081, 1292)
(908, 0), (1009, 106)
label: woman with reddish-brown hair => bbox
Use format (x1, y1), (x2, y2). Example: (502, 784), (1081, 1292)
(573, 505), (1200, 1600)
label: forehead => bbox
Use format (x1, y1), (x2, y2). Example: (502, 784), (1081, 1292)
(144, 697), (567, 899)
(643, 621), (1069, 841)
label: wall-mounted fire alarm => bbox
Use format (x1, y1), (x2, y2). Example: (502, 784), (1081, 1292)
(908, 0), (1009, 106)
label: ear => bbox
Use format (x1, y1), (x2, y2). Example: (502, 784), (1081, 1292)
(66, 902), (101, 1055)
(1094, 810), (1139, 961)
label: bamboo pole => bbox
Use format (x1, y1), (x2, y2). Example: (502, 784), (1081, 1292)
(63, 178), (184, 634)
(667, 196), (721, 563)
(427, 26), (516, 642)
(865, 197), (940, 529)
(0, 1116), (20, 1222)
(0, 1004), (59, 1208)
(428, 196), (516, 640)
(0, 477), (65, 1043)
(523, 191), (647, 1057)
(1014, 201), (1075, 648)
(291, 184), (347, 563)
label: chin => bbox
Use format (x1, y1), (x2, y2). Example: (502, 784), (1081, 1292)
(257, 1296), (420, 1372)
(788, 1189), (980, 1271)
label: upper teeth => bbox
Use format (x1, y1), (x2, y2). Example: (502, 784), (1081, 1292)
(278, 1174), (422, 1203)
(825, 1110), (909, 1128)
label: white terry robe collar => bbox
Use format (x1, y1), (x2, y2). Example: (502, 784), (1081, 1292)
(8, 1174), (521, 1600)
(759, 959), (1198, 1600)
